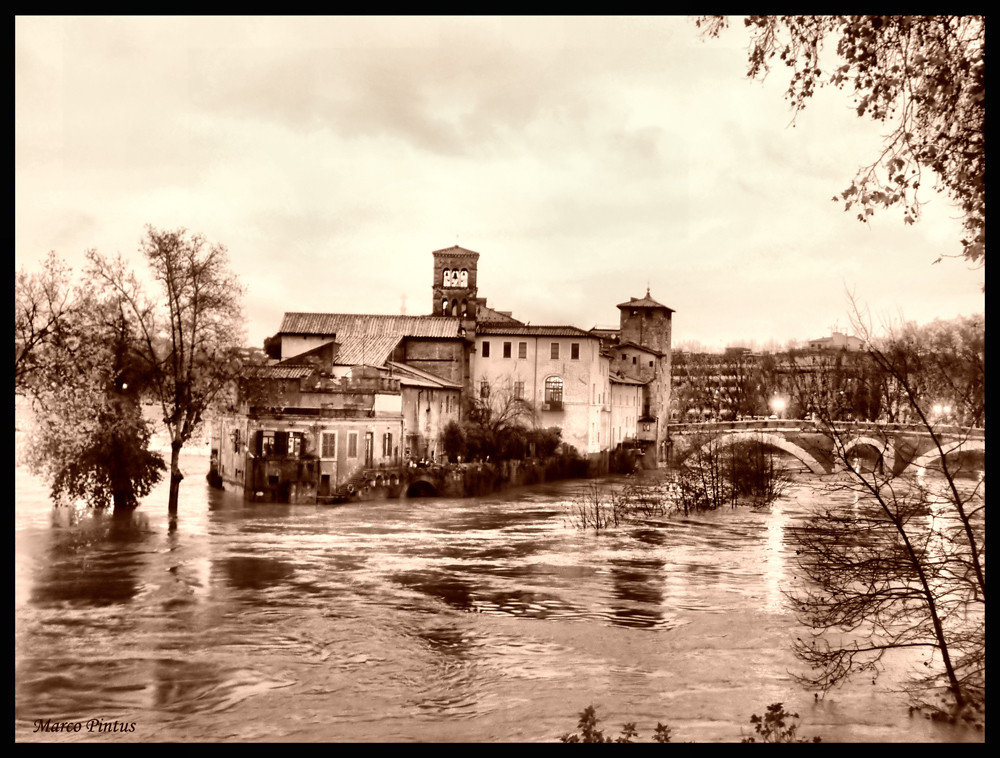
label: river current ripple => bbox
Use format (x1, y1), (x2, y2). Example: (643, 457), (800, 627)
(14, 451), (982, 742)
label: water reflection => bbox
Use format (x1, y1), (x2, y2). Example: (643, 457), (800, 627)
(607, 557), (666, 629)
(15, 458), (984, 742)
(30, 510), (154, 608)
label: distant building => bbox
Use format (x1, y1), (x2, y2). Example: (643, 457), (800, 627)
(806, 331), (866, 352)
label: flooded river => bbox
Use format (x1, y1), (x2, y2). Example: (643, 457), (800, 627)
(14, 450), (982, 742)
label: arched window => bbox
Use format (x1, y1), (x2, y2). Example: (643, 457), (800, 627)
(545, 376), (564, 406)
(442, 298), (449, 315)
(459, 269), (468, 287)
(461, 299), (468, 316)
(443, 269), (452, 288)
(451, 299), (458, 316)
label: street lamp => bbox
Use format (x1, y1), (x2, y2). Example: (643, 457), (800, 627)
(770, 396), (787, 419)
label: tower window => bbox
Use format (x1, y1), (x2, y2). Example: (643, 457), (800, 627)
(443, 268), (452, 288)
(451, 299), (458, 316)
(459, 269), (468, 287)
(442, 298), (448, 315)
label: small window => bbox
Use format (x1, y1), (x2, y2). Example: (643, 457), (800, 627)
(321, 431), (337, 458)
(503, 341), (512, 358)
(514, 381), (525, 400)
(571, 343), (580, 360)
(649, 360), (654, 367)
(518, 341), (527, 359)
(550, 342), (560, 360)
(482, 341), (490, 357)
(348, 432), (358, 458)
(632, 356), (637, 364)
(382, 432), (393, 457)
(480, 380), (490, 399)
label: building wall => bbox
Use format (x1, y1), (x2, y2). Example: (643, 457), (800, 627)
(279, 334), (334, 360)
(471, 334), (608, 455)
(401, 385), (462, 462)
(398, 338), (469, 387)
(609, 381), (643, 447)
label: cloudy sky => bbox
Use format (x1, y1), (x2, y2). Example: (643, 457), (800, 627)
(15, 16), (983, 352)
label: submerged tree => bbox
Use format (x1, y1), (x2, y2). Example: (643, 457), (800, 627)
(23, 275), (165, 514)
(89, 226), (246, 514)
(698, 15), (985, 268)
(787, 299), (984, 721)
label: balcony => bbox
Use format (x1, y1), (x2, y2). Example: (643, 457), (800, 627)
(541, 400), (563, 412)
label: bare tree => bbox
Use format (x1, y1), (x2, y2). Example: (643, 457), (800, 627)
(787, 297), (984, 721)
(89, 226), (246, 515)
(464, 374), (537, 460)
(15, 251), (76, 393)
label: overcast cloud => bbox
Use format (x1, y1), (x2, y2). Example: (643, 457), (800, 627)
(15, 16), (984, 351)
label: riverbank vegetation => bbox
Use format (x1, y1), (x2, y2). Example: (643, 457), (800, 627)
(559, 702), (820, 743)
(566, 433), (790, 529)
(787, 299), (984, 724)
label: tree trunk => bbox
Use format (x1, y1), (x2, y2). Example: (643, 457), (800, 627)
(168, 440), (184, 514)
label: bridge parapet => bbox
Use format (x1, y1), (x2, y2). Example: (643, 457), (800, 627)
(667, 420), (984, 476)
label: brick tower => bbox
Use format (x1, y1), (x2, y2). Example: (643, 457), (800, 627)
(432, 246), (480, 318)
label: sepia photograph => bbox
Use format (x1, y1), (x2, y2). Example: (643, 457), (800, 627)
(15, 16), (983, 742)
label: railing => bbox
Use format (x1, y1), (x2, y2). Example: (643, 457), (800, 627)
(668, 419), (984, 439)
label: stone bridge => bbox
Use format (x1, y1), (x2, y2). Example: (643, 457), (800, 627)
(667, 420), (985, 476)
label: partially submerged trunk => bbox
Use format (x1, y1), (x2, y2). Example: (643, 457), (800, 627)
(167, 439), (184, 514)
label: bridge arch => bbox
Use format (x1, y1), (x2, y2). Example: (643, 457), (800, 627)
(682, 431), (828, 475)
(405, 479), (438, 498)
(911, 439), (985, 475)
(841, 435), (896, 475)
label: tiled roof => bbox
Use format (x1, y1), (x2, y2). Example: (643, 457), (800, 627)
(432, 244), (481, 258)
(243, 365), (315, 380)
(476, 303), (523, 324)
(475, 324), (599, 338)
(279, 312), (465, 339)
(616, 289), (674, 312)
(611, 375), (647, 386)
(335, 335), (402, 367)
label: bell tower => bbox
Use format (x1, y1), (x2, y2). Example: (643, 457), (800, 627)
(432, 245), (480, 318)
